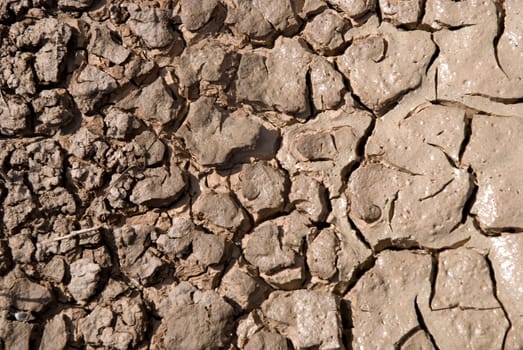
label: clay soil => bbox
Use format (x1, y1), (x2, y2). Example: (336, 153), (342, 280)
(0, 0), (522, 349)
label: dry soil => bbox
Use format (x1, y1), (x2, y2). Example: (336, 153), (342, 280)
(0, 0), (522, 349)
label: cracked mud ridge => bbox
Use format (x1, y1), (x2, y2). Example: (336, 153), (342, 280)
(1, 0), (523, 349)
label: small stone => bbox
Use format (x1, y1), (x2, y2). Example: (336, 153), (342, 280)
(114, 225), (151, 266)
(0, 52), (36, 96)
(128, 250), (165, 286)
(25, 18), (72, 85)
(263, 264), (305, 290)
(242, 212), (312, 289)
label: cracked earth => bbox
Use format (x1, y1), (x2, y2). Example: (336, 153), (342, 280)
(0, 0), (522, 349)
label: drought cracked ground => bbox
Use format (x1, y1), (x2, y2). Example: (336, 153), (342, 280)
(0, 0), (523, 349)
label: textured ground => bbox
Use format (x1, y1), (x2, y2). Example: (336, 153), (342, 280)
(1, 0), (523, 349)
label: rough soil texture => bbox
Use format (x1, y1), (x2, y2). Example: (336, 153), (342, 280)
(0, 0), (522, 349)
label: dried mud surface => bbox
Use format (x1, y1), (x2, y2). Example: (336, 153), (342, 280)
(1, 0), (523, 349)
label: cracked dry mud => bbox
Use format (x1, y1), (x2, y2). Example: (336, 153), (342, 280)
(1, 0), (523, 349)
